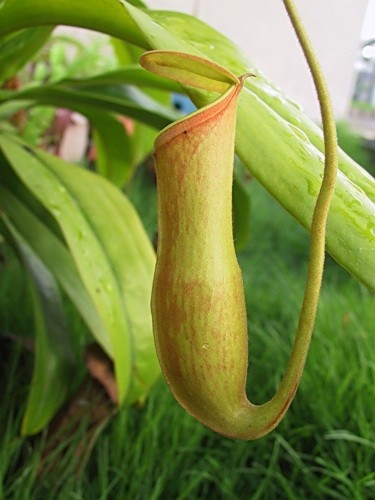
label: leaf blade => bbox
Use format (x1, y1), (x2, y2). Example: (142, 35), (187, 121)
(82, 109), (133, 188)
(2, 217), (77, 436)
(0, 134), (159, 404)
(0, 84), (180, 130)
(0, 0), (146, 47)
(0, 136), (132, 403)
(0, 184), (110, 354)
(0, 27), (53, 83)
(232, 171), (251, 253)
(121, 2), (375, 292)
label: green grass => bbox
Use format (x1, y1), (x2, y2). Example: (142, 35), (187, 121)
(1, 177), (374, 499)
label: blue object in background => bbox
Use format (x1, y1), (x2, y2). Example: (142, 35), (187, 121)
(172, 93), (196, 115)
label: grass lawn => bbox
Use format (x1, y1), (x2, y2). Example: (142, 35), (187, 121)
(1, 175), (374, 499)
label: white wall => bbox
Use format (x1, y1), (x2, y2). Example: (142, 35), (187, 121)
(147, 0), (369, 121)
(362, 0), (375, 40)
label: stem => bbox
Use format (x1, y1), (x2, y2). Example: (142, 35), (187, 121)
(265, 0), (338, 419)
(236, 0), (339, 439)
(286, 0), (338, 347)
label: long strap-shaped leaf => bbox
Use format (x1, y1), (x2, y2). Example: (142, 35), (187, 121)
(1, 217), (77, 435)
(141, 13), (337, 438)
(0, 184), (111, 353)
(126, 1), (375, 293)
(0, 0), (146, 46)
(0, 135), (159, 405)
(148, 9), (375, 203)
(0, 27), (53, 83)
(55, 66), (180, 92)
(0, 83), (179, 130)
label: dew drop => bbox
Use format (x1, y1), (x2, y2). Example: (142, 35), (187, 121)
(307, 180), (319, 197)
(49, 204), (61, 217)
(77, 229), (87, 240)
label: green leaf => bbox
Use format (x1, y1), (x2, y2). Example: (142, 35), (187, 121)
(1, 216), (77, 435)
(0, 100), (33, 121)
(126, 0), (146, 7)
(127, 162), (157, 242)
(0, 27), (53, 83)
(62, 67), (178, 178)
(232, 171), (251, 253)
(0, 184), (111, 355)
(62, 102), (134, 188)
(120, 2), (375, 292)
(0, 0), (147, 47)
(0, 134), (160, 404)
(111, 38), (144, 67)
(58, 66), (180, 93)
(128, 86), (173, 179)
(90, 111), (133, 188)
(147, 9), (375, 203)
(55, 65), (176, 182)
(128, 121), (156, 174)
(0, 82), (180, 130)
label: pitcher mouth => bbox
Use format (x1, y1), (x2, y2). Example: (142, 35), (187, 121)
(154, 78), (248, 153)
